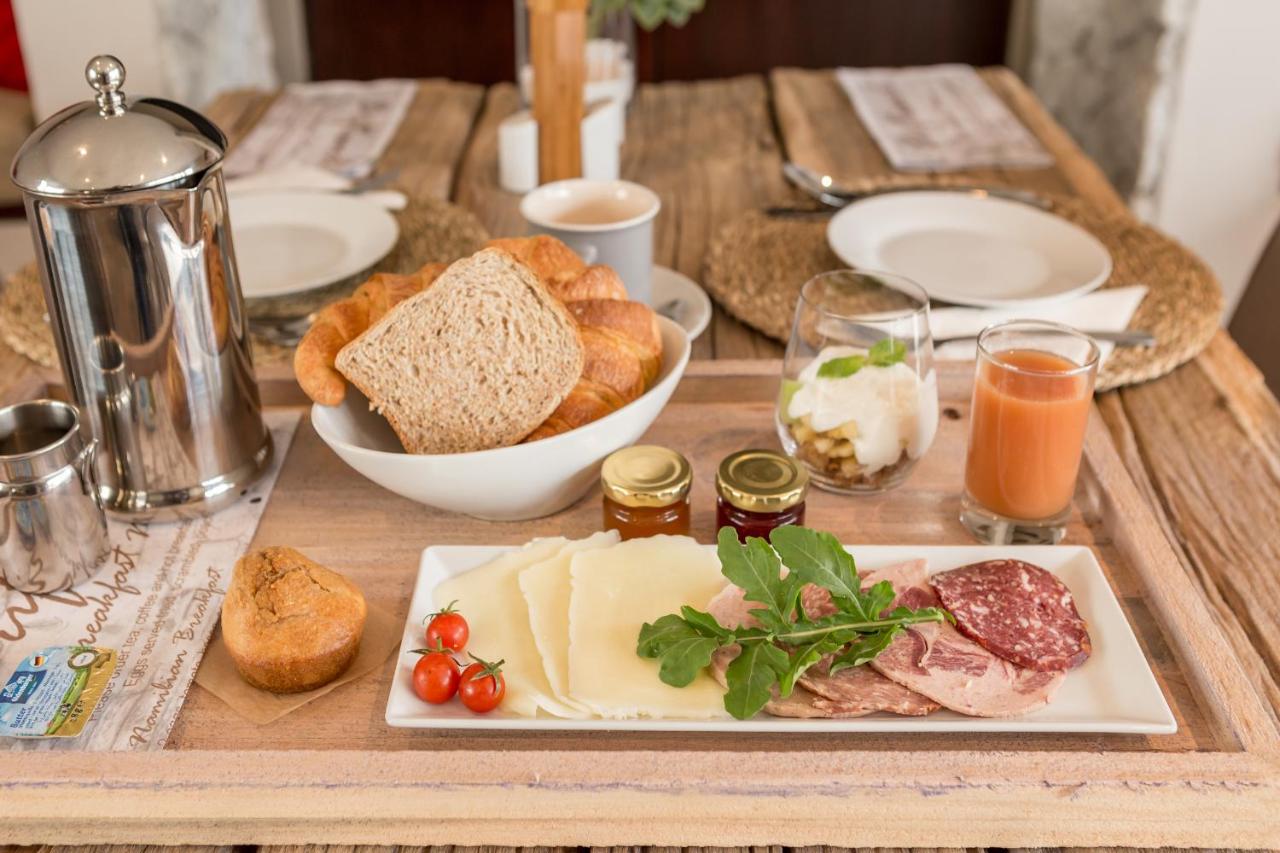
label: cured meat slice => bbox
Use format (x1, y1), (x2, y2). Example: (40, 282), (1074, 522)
(709, 646), (873, 718)
(798, 657), (940, 716)
(929, 559), (1091, 671)
(864, 561), (1066, 717)
(799, 583), (838, 618)
(704, 574), (937, 718)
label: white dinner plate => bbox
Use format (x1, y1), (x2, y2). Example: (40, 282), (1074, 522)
(826, 192), (1113, 307)
(652, 265), (712, 340)
(230, 190), (399, 299)
(385, 543), (1176, 733)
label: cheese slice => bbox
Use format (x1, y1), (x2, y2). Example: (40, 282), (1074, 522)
(568, 535), (729, 718)
(434, 538), (587, 719)
(519, 530), (620, 713)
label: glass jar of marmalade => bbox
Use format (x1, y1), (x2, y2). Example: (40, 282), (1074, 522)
(716, 449), (809, 541)
(600, 445), (692, 540)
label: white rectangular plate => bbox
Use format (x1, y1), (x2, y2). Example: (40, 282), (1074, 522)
(385, 543), (1176, 734)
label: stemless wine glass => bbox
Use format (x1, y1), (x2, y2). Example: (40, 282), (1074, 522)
(777, 270), (938, 494)
(960, 320), (1100, 544)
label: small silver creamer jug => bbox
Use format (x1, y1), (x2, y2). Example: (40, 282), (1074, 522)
(10, 55), (271, 517)
(0, 399), (109, 592)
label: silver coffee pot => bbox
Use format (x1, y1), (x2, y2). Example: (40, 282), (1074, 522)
(10, 55), (271, 517)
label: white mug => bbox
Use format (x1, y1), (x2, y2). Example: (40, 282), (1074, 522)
(520, 179), (661, 305)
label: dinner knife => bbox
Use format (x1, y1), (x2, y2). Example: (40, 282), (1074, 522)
(782, 161), (1052, 211)
(935, 329), (1156, 347)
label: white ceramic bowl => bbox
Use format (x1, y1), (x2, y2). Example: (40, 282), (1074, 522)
(312, 316), (691, 520)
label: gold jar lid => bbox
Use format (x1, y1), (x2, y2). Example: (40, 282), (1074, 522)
(601, 445), (693, 508)
(716, 449), (809, 512)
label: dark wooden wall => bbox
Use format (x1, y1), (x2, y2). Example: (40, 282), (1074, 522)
(305, 0), (1013, 85)
(1230, 223), (1280, 394)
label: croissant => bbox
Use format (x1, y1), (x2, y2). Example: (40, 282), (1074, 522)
(294, 263), (445, 406)
(546, 265), (627, 302)
(485, 236), (628, 301)
(579, 326), (646, 403)
(484, 236), (584, 284)
(523, 379), (625, 443)
(567, 299), (661, 385)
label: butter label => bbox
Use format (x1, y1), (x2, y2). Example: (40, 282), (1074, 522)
(0, 646), (117, 738)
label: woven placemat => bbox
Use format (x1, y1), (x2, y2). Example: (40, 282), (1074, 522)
(703, 197), (1223, 391)
(0, 196), (490, 371)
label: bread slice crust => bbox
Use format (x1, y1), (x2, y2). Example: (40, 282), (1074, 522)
(335, 248), (584, 454)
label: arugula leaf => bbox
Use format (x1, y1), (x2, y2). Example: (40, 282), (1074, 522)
(679, 605), (733, 640)
(636, 525), (951, 719)
(816, 354), (866, 379)
(716, 528), (798, 631)
(637, 614), (722, 687)
(837, 577), (897, 624)
(723, 642), (789, 720)
(826, 627), (903, 675)
(656, 635), (721, 687)
(637, 613), (713, 657)
(769, 525), (861, 602)
(884, 604), (955, 625)
(777, 637), (837, 697)
(868, 337), (907, 367)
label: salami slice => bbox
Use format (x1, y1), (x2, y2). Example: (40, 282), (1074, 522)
(929, 560), (1091, 672)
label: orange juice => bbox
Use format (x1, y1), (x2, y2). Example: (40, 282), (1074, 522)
(964, 349), (1093, 520)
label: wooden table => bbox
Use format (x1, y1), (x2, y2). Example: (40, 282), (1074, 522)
(2, 70), (1277, 852)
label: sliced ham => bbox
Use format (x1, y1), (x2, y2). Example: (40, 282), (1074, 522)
(704, 577), (937, 718)
(863, 561), (1066, 717)
(709, 646), (873, 718)
(798, 656), (940, 716)
(930, 559), (1092, 671)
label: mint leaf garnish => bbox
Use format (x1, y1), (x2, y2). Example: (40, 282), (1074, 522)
(813, 339), (906, 379)
(868, 337), (907, 367)
(815, 354), (865, 379)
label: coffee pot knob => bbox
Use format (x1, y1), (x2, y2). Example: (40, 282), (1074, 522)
(85, 55), (127, 117)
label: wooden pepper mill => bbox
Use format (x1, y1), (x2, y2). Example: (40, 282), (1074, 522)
(527, 0), (588, 182)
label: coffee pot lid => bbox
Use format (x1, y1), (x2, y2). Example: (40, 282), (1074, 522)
(10, 55), (227, 197)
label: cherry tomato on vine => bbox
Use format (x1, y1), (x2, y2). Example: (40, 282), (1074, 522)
(458, 654), (506, 713)
(424, 600), (469, 652)
(410, 641), (460, 704)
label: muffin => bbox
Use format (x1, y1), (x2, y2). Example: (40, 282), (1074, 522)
(221, 546), (367, 693)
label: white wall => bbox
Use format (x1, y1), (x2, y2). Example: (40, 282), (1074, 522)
(13, 0), (287, 121)
(13, 0), (171, 120)
(1150, 0), (1280, 317)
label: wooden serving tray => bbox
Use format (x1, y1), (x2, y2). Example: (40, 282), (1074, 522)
(2, 360), (1277, 847)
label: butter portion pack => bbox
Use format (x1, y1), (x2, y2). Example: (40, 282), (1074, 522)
(0, 645), (117, 738)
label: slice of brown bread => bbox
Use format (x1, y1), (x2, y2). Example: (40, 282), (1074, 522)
(335, 248), (584, 454)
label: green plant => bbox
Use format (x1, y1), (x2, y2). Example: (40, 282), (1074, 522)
(590, 0), (706, 32)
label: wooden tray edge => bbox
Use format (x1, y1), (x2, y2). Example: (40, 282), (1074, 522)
(0, 748), (1276, 847)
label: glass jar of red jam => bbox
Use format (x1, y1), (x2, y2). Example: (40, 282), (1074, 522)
(715, 449), (809, 541)
(600, 445), (692, 540)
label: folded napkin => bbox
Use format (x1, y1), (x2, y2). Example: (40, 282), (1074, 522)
(931, 285), (1148, 365)
(837, 64), (1053, 172)
(225, 164), (408, 211)
(224, 79), (416, 179)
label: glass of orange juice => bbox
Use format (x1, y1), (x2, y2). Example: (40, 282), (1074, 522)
(961, 320), (1100, 544)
